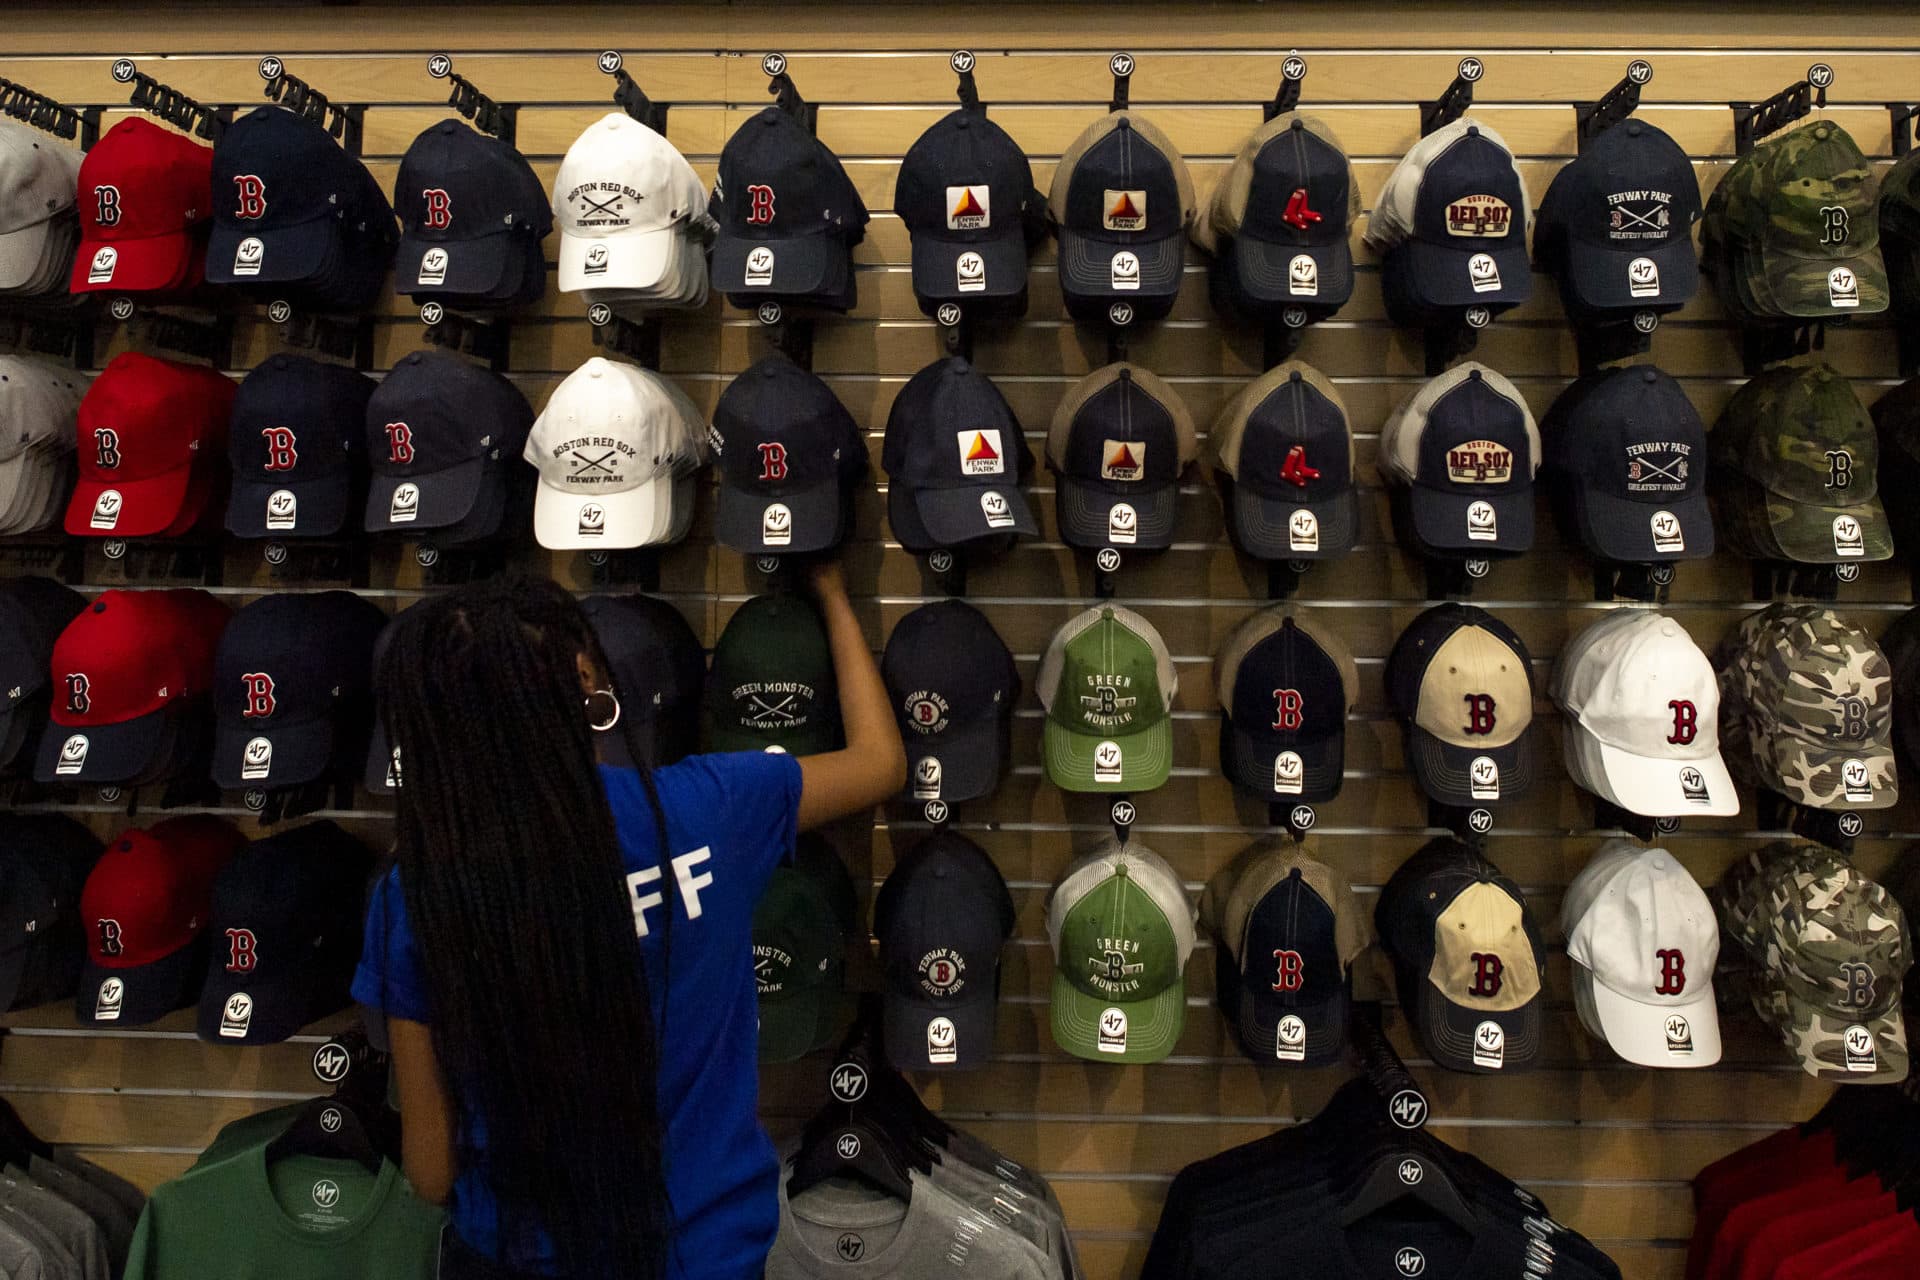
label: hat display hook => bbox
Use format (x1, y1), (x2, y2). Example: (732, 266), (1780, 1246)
(1574, 58), (1652, 153)
(1265, 51), (1308, 122)
(1588, 795), (1671, 846)
(1107, 52), (1133, 115)
(1755, 789), (1862, 856)
(600, 50), (671, 135)
(1730, 68), (1837, 376)
(259, 58), (365, 157)
(1590, 559), (1675, 605)
(1568, 62), (1664, 375)
(109, 58), (226, 142)
(0, 76), (100, 148)
(1419, 56), (1480, 139)
(1891, 101), (1919, 160)
(764, 56), (819, 136)
(1350, 1004), (1428, 1132)
(427, 54), (519, 146)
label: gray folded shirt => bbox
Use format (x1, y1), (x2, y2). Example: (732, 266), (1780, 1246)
(0, 1174), (106, 1280)
(23, 1161), (132, 1277)
(770, 1172), (1058, 1280)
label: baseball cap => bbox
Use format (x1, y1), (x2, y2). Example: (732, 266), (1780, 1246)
(754, 833), (859, 1064)
(1199, 839), (1368, 1066)
(883, 356), (1037, 550)
(706, 594), (840, 755)
(580, 593), (705, 769)
(1376, 838), (1547, 1073)
(877, 832), (1016, 1071)
(1872, 376), (1920, 555)
(0, 120), (80, 295)
(1534, 119), (1702, 317)
(1367, 119), (1532, 321)
(895, 107), (1044, 311)
(882, 600), (1018, 805)
(1214, 607), (1357, 802)
(206, 105), (397, 312)
(1715, 603), (1898, 810)
(711, 354), (866, 556)
(1562, 841), (1721, 1068)
(1541, 365), (1714, 563)
(1046, 836), (1196, 1064)
(1194, 112), (1359, 315)
(0, 814), (102, 1011)
(395, 119), (551, 308)
(1208, 361), (1357, 560)
(1880, 606), (1920, 783)
(1049, 111), (1197, 323)
(196, 821), (370, 1045)
(76, 816), (245, 1027)
(66, 352), (235, 539)
(1380, 363), (1540, 557)
(0, 576), (86, 773)
(709, 105), (868, 309)
(1709, 364), (1891, 565)
(1552, 609), (1739, 817)
(72, 117), (213, 296)
(0, 354), (84, 537)
(1037, 604), (1178, 793)
(363, 349), (534, 543)
(527, 357), (709, 550)
(1718, 843), (1909, 1081)
(1881, 144), (1920, 319)
(362, 599), (419, 795)
(225, 354), (375, 540)
(1386, 603), (1536, 806)
(1047, 363), (1197, 553)
(210, 591), (386, 792)
(37, 589), (230, 785)
(554, 112), (710, 297)
(1703, 120), (1887, 322)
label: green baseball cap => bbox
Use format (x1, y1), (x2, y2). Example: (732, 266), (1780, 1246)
(705, 594), (841, 755)
(753, 834), (858, 1063)
(1046, 837), (1196, 1063)
(1708, 365), (1892, 565)
(1037, 605), (1178, 793)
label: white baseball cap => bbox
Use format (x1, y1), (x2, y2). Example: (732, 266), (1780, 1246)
(1562, 840), (1721, 1067)
(553, 113), (710, 294)
(525, 357), (705, 549)
(1552, 608), (1739, 817)
(0, 122), (81, 292)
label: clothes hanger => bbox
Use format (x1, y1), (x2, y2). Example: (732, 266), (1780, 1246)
(788, 1003), (928, 1203)
(1332, 1126), (1481, 1231)
(262, 1095), (382, 1176)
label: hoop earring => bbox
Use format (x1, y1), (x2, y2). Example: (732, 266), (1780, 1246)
(585, 689), (622, 733)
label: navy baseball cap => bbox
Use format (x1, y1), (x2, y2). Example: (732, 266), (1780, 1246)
(363, 599), (420, 795)
(711, 354), (866, 556)
(1386, 603), (1537, 807)
(1208, 363), (1358, 561)
(1214, 609), (1357, 803)
(1536, 119), (1701, 317)
(1215, 114), (1358, 311)
(0, 814), (103, 1011)
(210, 591), (386, 792)
(395, 120), (551, 308)
(1380, 364), (1541, 557)
(894, 108), (1043, 311)
(363, 350), (534, 540)
(1046, 363), (1198, 552)
(197, 820), (371, 1045)
(580, 592), (705, 769)
(709, 106), (868, 308)
(876, 831), (1015, 1072)
(1376, 121), (1532, 320)
(1049, 112), (1196, 323)
(1542, 365), (1714, 563)
(883, 357), (1037, 550)
(882, 600), (1019, 805)
(0, 576), (86, 772)
(226, 354), (375, 540)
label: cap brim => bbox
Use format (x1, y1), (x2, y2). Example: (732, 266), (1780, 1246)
(1056, 230), (1185, 298)
(35, 709), (175, 784)
(1762, 493), (1894, 563)
(65, 465), (198, 538)
(909, 231), (1028, 302)
(1221, 716), (1343, 803)
(1575, 965), (1721, 1068)
(1238, 968), (1350, 1067)
(1408, 485), (1534, 555)
(197, 968), (338, 1045)
(364, 457), (488, 533)
(207, 217), (340, 287)
(1043, 717), (1171, 793)
(1406, 723), (1534, 806)
(559, 227), (682, 294)
(1755, 735), (1899, 811)
(1574, 731), (1740, 817)
(883, 983), (999, 1071)
(1397, 238), (1533, 308)
(71, 229), (196, 295)
(715, 480), (845, 556)
(1761, 971), (1909, 1082)
(226, 474), (353, 540)
(1755, 247), (1890, 318)
(1050, 969), (1184, 1064)
(75, 943), (200, 1028)
(0, 220), (61, 292)
(397, 229), (523, 299)
(1563, 236), (1700, 313)
(1228, 234), (1354, 307)
(211, 719), (337, 792)
(913, 483), (1038, 546)
(1230, 483), (1357, 561)
(758, 988), (850, 1064)
(1412, 967), (1542, 1073)
(1572, 487), (1715, 562)
(1057, 476), (1179, 551)
(903, 715), (1006, 805)
(711, 233), (841, 296)
(533, 476), (667, 550)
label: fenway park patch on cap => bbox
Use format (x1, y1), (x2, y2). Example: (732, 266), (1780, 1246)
(946, 185), (990, 230)
(1102, 440), (1146, 482)
(958, 430), (1005, 475)
(1103, 189), (1147, 231)
(1447, 195), (1512, 237)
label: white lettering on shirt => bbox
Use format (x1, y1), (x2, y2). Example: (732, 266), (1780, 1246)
(626, 847), (715, 937)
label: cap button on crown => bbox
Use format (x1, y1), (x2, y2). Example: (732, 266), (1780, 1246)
(1642, 368), (1658, 384)
(1466, 124), (1481, 138)
(1100, 606), (1116, 621)
(1116, 117), (1132, 132)
(91, 600), (106, 614)
(1626, 122), (1643, 137)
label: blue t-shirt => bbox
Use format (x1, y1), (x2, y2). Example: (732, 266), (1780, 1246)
(351, 751), (803, 1279)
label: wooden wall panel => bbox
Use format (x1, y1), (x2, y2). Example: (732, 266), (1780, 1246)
(6, 6), (1920, 1278)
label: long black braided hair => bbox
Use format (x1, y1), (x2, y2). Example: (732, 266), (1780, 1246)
(377, 575), (677, 1280)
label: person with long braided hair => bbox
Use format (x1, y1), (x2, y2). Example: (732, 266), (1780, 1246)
(350, 564), (905, 1280)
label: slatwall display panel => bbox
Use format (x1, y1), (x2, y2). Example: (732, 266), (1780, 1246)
(6, 5), (1920, 1277)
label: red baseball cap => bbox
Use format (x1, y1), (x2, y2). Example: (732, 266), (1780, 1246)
(66, 353), (235, 538)
(76, 816), (243, 1026)
(37, 588), (230, 784)
(72, 118), (214, 296)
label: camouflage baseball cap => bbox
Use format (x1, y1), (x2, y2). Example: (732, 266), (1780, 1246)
(1717, 603), (1899, 810)
(1712, 121), (1889, 320)
(1878, 145), (1920, 317)
(1707, 365), (1891, 564)
(1727, 845), (1910, 1082)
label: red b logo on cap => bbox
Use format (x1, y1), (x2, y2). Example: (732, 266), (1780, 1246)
(1462, 693), (1496, 736)
(1468, 953), (1504, 997)
(260, 427), (298, 473)
(421, 188), (452, 230)
(1667, 699), (1697, 746)
(93, 428), (121, 470)
(757, 442), (788, 482)
(1271, 688), (1303, 732)
(63, 673), (89, 716)
(746, 184), (775, 225)
(1272, 949), (1304, 992)
(225, 928), (258, 974)
(384, 422), (415, 465)
(96, 919), (123, 958)
(1654, 949), (1686, 996)
(241, 673), (276, 719)
(232, 174), (267, 220)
